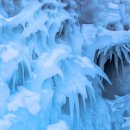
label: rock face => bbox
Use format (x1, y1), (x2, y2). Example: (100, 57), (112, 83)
(103, 59), (130, 99)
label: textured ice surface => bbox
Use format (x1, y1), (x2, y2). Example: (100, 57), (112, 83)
(0, 0), (130, 130)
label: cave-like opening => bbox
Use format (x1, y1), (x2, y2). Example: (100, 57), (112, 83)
(102, 56), (130, 100)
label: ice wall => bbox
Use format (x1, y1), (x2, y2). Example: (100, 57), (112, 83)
(0, 0), (130, 130)
(0, 0), (111, 130)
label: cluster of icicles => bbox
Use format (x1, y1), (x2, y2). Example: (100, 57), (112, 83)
(0, 0), (130, 130)
(0, 1), (111, 130)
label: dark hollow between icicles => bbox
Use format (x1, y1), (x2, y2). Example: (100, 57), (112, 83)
(102, 56), (130, 100)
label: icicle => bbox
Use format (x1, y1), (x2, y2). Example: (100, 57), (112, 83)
(104, 46), (110, 56)
(99, 53), (109, 71)
(74, 93), (80, 129)
(122, 44), (130, 52)
(114, 53), (119, 75)
(115, 46), (124, 69)
(21, 62), (24, 83)
(23, 57), (32, 79)
(121, 47), (130, 64)
(82, 95), (87, 112)
(86, 83), (96, 102)
(97, 50), (102, 58)
(115, 46), (122, 60)
(109, 49), (113, 62)
(68, 95), (74, 125)
(97, 77), (104, 91)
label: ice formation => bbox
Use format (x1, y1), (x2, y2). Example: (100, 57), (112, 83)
(0, 0), (130, 130)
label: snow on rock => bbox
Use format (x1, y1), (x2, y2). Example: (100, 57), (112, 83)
(47, 120), (69, 130)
